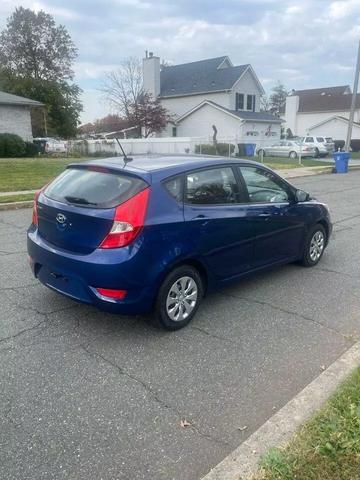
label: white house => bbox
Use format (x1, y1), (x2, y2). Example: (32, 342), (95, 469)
(0, 90), (43, 140)
(142, 53), (282, 143)
(284, 86), (360, 140)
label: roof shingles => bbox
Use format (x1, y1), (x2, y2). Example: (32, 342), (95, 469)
(160, 56), (249, 97)
(0, 91), (43, 107)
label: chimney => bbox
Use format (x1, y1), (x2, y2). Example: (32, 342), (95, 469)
(143, 52), (160, 99)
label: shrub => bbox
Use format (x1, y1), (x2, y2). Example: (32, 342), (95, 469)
(195, 143), (235, 156)
(334, 140), (345, 151)
(216, 143), (235, 156)
(0, 133), (26, 157)
(350, 139), (360, 152)
(25, 142), (40, 157)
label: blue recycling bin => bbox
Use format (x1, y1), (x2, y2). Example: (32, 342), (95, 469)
(245, 143), (256, 156)
(333, 151), (350, 173)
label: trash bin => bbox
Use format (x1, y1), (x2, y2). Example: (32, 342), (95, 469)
(238, 143), (246, 156)
(333, 151), (350, 173)
(245, 143), (256, 156)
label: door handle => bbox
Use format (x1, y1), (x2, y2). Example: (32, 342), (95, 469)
(259, 213), (271, 217)
(192, 214), (209, 220)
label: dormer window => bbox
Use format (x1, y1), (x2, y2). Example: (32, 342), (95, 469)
(235, 93), (244, 110)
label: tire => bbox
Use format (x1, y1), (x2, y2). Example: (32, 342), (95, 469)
(289, 151), (297, 159)
(300, 224), (326, 267)
(314, 147), (320, 158)
(154, 265), (203, 330)
(257, 149), (265, 158)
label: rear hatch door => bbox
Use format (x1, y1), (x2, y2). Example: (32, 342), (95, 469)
(37, 165), (148, 254)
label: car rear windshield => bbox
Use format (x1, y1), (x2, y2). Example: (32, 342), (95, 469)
(45, 167), (148, 208)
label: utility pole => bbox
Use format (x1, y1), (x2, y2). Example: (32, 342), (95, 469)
(345, 40), (360, 152)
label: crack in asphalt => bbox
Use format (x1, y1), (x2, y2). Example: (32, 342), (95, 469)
(314, 266), (360, 279)
(0, 304), (79, 346)
(333, 213), (360, 225)
(190, 325), (239, 344)
(0, 283), (39, 292)
(0, 250), (27, 256)
(80, 345), (231, 448)
(219, 291), (355, 341)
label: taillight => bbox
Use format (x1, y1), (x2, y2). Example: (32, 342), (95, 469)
(100, 188), (150, 249)
(31, 189), (41, 226)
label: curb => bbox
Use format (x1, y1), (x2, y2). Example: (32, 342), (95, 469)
(201, 341), (360, 480)
(0, 200), (33, 211)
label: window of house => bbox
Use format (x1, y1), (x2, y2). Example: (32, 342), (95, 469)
(246, 94), (256, 112)
(172, 126), (177, 137)
(185, 167), (238, 205)
(235, 93), (244, 110)
(239, 166), (291, 204)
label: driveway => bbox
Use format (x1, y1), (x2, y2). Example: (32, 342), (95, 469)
(1, 171), (360, 480)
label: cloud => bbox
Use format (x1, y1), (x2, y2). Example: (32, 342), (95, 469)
(1, 0), (360, 122)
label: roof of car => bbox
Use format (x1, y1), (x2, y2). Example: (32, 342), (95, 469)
(71, 155), (262, 180)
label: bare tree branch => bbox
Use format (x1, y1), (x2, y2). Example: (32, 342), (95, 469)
(100, 57), (143, 118)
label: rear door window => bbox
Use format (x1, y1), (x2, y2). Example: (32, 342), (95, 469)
(185, 167), (239, 205)
(316, 137), (324, 142)
(45, 167), (147, 208)
(305, 137), (314, 142)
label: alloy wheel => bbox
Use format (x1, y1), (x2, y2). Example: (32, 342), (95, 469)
(165, 276), (198, 322)
(309, 230), (325, 262)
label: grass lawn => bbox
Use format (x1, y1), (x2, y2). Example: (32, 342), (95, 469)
(0, 155), (334, 195)
(0, 193), (35, 203)
(252, 366), (360, 480)
(242, 156), (333, 170)
(0, 157), (88, 192)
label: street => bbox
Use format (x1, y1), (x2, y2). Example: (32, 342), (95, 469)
(1, 170), (360, 480)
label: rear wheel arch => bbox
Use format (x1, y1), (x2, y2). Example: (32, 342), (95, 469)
(163, 258), (208, 295)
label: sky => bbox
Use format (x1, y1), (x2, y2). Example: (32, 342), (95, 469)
(1, 0), (360, 124)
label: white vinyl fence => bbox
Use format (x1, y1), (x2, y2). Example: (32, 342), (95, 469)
(68, 136), (277, 158)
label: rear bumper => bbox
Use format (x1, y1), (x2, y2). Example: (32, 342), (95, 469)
(27, 227), (156, 315)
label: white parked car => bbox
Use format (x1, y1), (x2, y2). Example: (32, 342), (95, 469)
(33, 137), (68, 154)
(257, 141), (316, 159)
(300, 136), (333, 157)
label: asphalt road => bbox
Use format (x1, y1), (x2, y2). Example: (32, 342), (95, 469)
(1, 171), (360, 480)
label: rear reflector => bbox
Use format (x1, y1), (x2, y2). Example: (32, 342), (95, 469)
(100, 188), (150, 249)
(95, 288), (127, 299)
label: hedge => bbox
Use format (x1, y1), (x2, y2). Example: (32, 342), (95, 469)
(195, 143), (235, 156)
(0, 133), (26, 157)
(334, 139), (360, 152)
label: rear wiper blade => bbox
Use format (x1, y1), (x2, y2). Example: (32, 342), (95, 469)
(64, 196), (97, 206)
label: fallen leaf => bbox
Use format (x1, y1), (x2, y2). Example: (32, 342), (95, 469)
(180, 419), (191, 428)
(238, 425), (248, 431)
(320, 365), (326, 371)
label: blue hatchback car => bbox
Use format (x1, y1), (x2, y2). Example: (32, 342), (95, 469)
(27, 155), (332, 330)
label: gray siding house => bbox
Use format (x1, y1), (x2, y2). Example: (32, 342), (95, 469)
(0, 91), (43, 140)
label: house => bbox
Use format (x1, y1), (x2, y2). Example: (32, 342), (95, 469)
(284, 86), (360, 140)
(142, 53), (282, 143)
(0, 90), (43, 141)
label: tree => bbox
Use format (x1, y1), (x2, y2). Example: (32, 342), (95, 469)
(260, 94), (271, 112)
(0, 7), (82, 138)
(0, 7), (77, 81)
(269, 81), (289, 115)
(101, 58), (143, 117)
(128, 92), (172, 138)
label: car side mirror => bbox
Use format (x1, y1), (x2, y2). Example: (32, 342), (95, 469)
(295, 189), (309, 202)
